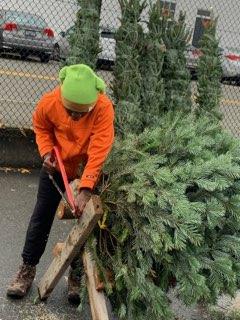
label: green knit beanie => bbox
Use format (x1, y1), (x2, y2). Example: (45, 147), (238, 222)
(59, 64), (106, 104)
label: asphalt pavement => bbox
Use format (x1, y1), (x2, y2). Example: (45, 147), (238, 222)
(0, 169), (89, 320)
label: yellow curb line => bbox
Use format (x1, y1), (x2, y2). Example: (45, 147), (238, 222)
(1, 69), (240, 106)
(0, 69), (58, 81)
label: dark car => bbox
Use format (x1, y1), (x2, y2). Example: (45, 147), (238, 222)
(0, 10), (54, 62)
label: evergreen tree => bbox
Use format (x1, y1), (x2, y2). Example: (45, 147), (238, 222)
(139, 0), (166, 127)
(89, 114), (240, 319)
(73, 2), (240, 319)
(196, 16), (222, 120)
(65, 0), (101, 69)
(112, 0), (146, 136)
(161, 10), (192, 112)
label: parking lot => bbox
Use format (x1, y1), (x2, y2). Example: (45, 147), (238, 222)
(0, 56), (113, 129)
(0, 56), (240, 137)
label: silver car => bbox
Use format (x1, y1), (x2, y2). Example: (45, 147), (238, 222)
(185, 45), (240, 85)
(53, 27), (116, 67)
(221, 47), (240, 84)
(0, 10), (54, 63)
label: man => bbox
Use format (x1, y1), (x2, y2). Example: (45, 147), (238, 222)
(7, 64), (114, 303)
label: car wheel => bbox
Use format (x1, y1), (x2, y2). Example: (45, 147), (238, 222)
(40, 54), (50, 63)
(53, 45), (60, 61)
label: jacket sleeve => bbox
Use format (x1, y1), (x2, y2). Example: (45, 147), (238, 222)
(32, 99), (55, 158)
(79, 101), (115, 190)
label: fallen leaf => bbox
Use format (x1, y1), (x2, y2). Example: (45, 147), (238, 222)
(19, 168), (31, 174)
(19, 127), (27, 137)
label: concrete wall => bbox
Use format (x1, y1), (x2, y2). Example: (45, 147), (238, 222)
(176, 0), (240, 48)
(0, 129), (41, 168)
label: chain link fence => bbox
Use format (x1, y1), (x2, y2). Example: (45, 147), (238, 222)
(0, 0), (240, 137)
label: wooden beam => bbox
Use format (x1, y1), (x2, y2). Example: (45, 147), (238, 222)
(94, 267), (114, 292)
(52, 242), (64, 257)
(56, 201), (76, 220)
(83, 250), (109, 320)
(57, 179), (80, 220)
(38, 195), (103, 300)
(227, 292), (240, 311)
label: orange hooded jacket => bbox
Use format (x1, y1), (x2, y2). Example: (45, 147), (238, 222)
(33, 87), (114, 190)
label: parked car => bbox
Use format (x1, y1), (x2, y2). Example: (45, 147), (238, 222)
(185, 44), (240, 85)
(98, 29), (116, 67)
(221, 47), (240, 84)
(0, 10), (54, 62)
(53, 26), (116, 67)
(185, 44), (203, 76)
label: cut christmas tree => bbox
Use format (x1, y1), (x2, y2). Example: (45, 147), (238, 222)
(196, 14), (222, 121)
(112, 0), (146, 136)
(65, 1), (240, 319)
(86, 3), (240, 319)
(64, 0), (101, 68)
(161, 10), (192, 113)
(139, 0), (166, 127)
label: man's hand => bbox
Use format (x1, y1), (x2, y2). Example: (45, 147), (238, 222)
(74, 189), (92, 217)
(43, 152), (56, 175)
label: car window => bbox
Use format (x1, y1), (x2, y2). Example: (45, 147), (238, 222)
(226, 47), (240, 54)
(66, 26), (75, 36)
(101, 31), (115, 39)
(0, 11), (4, 25)
(65, 26), (116, 39)
(5, 11), (46, 28)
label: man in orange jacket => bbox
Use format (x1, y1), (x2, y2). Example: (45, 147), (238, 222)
(7, 64), (114, 303)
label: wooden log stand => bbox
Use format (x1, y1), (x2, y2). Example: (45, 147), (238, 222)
(57, 179), (80, 220)
(83, 250), (109, 320)
(38, 195), (102, 300)
(38, 190), (111, 320)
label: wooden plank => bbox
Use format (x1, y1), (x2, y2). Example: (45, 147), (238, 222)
(52, 242), (64, 257)
(94, 267), (114, 292)
(56, 201), (76, 220)
(38, 195), (103, 300)
(227, 292), (240, 311)
(57, 179), (79, 220)
(83, 250), (109, 320)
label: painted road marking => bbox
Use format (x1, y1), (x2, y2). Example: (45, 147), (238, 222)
(1, 97), (240, 107)
(0, 98), (35, 104)
(0, 69), (58, 81)
(0, 68), (240, 107)
(222, 99), (240, 107)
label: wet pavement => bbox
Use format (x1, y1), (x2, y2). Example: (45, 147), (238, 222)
(0, 169), (85, 320)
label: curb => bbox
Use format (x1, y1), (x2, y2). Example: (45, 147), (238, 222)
(0, 128), (41, 168)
